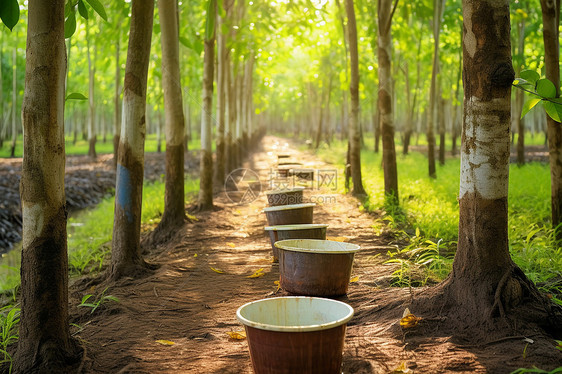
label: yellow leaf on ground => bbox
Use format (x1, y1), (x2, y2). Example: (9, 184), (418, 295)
(400, 313), (422, 328)
(226, 331), (246, 340)
(247, 268), (265, 278)
(327, 236), (348, 242)
(210, 266), (225, 274)
(226, 242), (236, 248)
(194, 254), (198, 257)
(350, 276), (359, 283)
(390, 361), (413, 373)
(155, 340), (175, 346)
(274, 280), (280, 292)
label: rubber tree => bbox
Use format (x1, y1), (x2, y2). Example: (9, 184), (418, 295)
(147, 0), (188, 244)
(113, 26), (122, 169)
(109, 0), (155, 280)
(198, 0), (216, 210)
(10, 41), (17, 158)
(541, 0), (562, 240)
(513, 15), (526, 166)
(377, 0), (399, 201)
(214, 3), (227, 187)
(345, 0), (366, 197)
(423, 0), (562, 334)
(427, 0), (445, 177)
(86, 22), (97, 159)
(14, 0), (81, 371)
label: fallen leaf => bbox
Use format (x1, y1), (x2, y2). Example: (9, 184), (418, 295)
(226, 242), (236, 248)
(350, 276), (359, 283)
(390, 361), (413, 373)
(247, 268), (265, 278)
(400, 313), (422, 328)
(210, 266), (225, 274)
(194, 254), (198, 257)
(273, 280), (281, 292)
(327, 236), (348, 242)
(226, 331), (246, 340)
(402, 308), (411, 318)
(155, 340), (175, 346)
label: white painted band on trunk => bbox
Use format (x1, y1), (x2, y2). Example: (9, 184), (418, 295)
(459, 97), (510, 200)
(22, 203), (44, 249)
(121, 94), (146, 161)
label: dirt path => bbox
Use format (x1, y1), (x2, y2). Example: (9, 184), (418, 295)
(73, 137), (561, 374)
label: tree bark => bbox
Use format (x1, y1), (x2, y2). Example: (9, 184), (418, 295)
(541, 0), (562, 240)
(109, 0), (155, 281)
(86, 23), (97, 159)
(10, 45), (17, 158)
(214, 10), (226, 187)
(14, 0), (82, 371)
(0, 35), (4, 149)
(113, 29), (121, 169)
(402, 62), (412, 155)
(198, 2), (216, 210)
(512, 19), (526, 166)
(427, 0), (445, 178)
(345, 0), (366, 196)
(438, 96), (446, 165)
(378, 0), (398, 201)
(147, 0), (187, 244)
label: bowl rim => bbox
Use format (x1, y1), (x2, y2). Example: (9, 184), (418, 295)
(264, 224), (328, 231)
(263, 203), (316, 212)
(265, 186), (306, 195)
(236, 296), (354, 332)
(274, 239), (360, 254)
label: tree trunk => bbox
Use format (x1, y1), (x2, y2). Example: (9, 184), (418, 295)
(417, 0), (562, 335)
(14, 0), (82, 371)
(427, 0), (445, 178)
(438, 96), (446, 165)
(147, 0), (187, 244)
(378, 0), (398, 202)
(541, 0), (562, 240)
(345, 0), (366, 196)
(315, 76), (332, 150)
(374, 100), (380, 153)
(198, 2), (216, 210)
(109, 0), (155, 281)
(451, 44), (462, 156)
(10, 45), (17, 158)
(402, 62), (412, 155)
(113, 29), (121, 169)
(86, 23), (97, 159)
(214, 10), (226, 187)
(0, 36), (4, 149)
(224, 52), (233, 174)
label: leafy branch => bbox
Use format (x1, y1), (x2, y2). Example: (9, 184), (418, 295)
(513, 70), (562, 122)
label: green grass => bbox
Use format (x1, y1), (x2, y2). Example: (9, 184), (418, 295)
(0, 133), (203, 158)
(0, 177), (200, 295)
(315, 139), (561, 295)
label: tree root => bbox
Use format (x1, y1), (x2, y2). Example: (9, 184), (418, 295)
(489, 265), (562, 338)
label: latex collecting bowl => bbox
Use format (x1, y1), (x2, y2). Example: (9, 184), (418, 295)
(236, 296), (354, 374)
(274, 239), (360, 296)
(265, 187), (305, 206)
(264, 224), (328, 262)
(263, 203), (315, 226)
